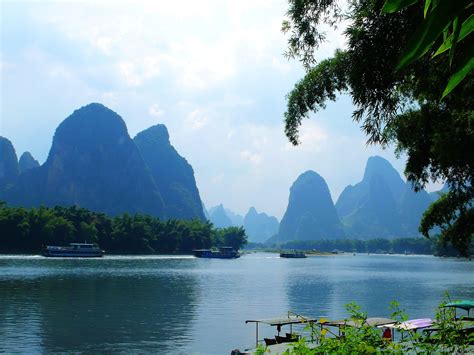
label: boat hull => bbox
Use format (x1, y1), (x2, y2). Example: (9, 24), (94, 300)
(43, 251), (104, 257)
(43, 243), (104, 258)
(193, 249), (240, 259)
(280, 253), (306, 258)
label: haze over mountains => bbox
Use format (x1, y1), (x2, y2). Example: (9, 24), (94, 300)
(275, 171), (344, 243)
(0, 103), (443, 242)
(207, 204), (279, 243)
(0, 103), (204, 220)
(272, 156), (437, 242)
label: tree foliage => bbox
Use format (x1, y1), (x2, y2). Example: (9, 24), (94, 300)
(282, 0), (473, 255)
(0, 203), (247, 254)
(284, 298), (473, 354)
(382, 0), (473, 98)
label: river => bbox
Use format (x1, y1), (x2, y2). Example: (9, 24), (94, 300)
(0, 253), (472, 353)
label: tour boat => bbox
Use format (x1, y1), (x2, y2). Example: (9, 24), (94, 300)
(280, 251), (306, 258)
(43, 242), (105, 257)
(193, 246), (240, 259)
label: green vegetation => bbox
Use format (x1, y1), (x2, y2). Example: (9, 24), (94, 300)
(261, 237), (473, 256)
(279, 298), (473, 354)
(282, 0), (473, 255)
(382, 0), (473, 98)
(0, 202), (247, 254)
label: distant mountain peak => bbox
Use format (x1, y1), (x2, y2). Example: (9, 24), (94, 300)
(244, 206), (279, 243)
(364, 156), (401, 180)
(247, 206), (258, 214)
(277, 170), (344, 242)
(19, 152), (40, 173)
(134, 123), (205, 221)
(336, 155), (431, 238)
(135, 123), (170, 143)
(0, 136), (19, 188)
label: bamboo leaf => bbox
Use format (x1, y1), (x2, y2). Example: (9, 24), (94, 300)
(424, 0), (432, 18)
(442, 55), (474, 99)
(449, 17), (460, 66)
(433, 15), (474, 57)
(383, 0), (418, 13)
(396, 0), (468, 71)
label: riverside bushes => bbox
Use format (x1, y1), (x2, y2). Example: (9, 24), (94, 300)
(0, 202), (247, 254)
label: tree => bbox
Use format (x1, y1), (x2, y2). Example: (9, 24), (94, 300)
(382, 0), (473, 98)
(282, 0), (473, 255)
(217, 226), (248, 250)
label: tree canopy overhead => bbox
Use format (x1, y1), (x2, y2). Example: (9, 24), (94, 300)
(282, 0), (473, 255)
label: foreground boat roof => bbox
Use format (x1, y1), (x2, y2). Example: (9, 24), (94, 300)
(442, 300), (474, 311)
(325, 317), (396, 328)
(245, 315), (317, 326)
(385, 318), (433, 330)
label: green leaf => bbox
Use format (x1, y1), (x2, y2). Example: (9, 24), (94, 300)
(448, 17), (460, 66)
(396, 0), (468, 71)
(424, 0), (432, 18)
(433, 15), (474, 57)
(382, 0), (418, 13)
(441, 52), (474, 99)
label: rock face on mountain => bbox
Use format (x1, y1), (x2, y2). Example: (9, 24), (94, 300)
(243, 207), (279, 243)
(399, 184), (433, 234)
(336, 156), (432, 238)
(18, 152), (40, 173)
(0, 137), (19, 191)
(277, 171), (344, 242)
(6, 103), (165, 216)
(134, 124), (205, 220)
(209, 204), (233, 228)
(337, 174), (402, 237)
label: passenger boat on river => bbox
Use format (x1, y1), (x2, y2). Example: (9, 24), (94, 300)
(280, 250), (306, 258)
(193, 246), (240, 259)
(43, 242), (104, 257)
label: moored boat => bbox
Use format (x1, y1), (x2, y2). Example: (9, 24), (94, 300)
(43, 243), (104, 257)
(193, 246), (240, 259)
(280, 250), (306, 258)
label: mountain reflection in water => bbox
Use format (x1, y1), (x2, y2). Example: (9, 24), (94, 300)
(0, 254), (472, 354)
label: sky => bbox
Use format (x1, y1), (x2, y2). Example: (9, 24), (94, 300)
(0, 0), (442, 220)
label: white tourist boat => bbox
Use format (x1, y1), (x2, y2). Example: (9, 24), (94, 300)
(43, 242), (105, 257)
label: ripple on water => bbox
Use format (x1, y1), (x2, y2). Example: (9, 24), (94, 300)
(0, 253), (472, 353)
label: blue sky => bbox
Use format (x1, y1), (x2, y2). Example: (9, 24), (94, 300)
(0, 0), (441, 219)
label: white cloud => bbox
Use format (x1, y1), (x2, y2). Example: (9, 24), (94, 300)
(149, 104), (165, 118)
(283, 121), (329, 152)
(101, 92), (118, 105)
(211, 173), (225, 184)
(240, 150), (263, 166)
(3, 0), (416, 219)
(185, 108), (209, 130)
(49, 65), (72, 79)
(118, 61), (141, 86)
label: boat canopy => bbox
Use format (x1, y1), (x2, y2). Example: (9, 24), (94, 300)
(442, 300), (474, 311)
(246, 315), (317, 326)
(385, 318), (433, 331)
(325, 317), (396, 328)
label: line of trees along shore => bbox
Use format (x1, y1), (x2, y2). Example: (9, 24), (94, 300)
(1, 203), (469, 256)
(250, 237), (471, 257)
(0, 203), (247, 254)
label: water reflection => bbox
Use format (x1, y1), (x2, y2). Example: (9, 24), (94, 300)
(0, 257), (198, 353)
(286, 255), (474, 321)
(0, 254), (472, 354)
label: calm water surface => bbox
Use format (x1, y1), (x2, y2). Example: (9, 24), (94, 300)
(0, 253), (472, 353)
